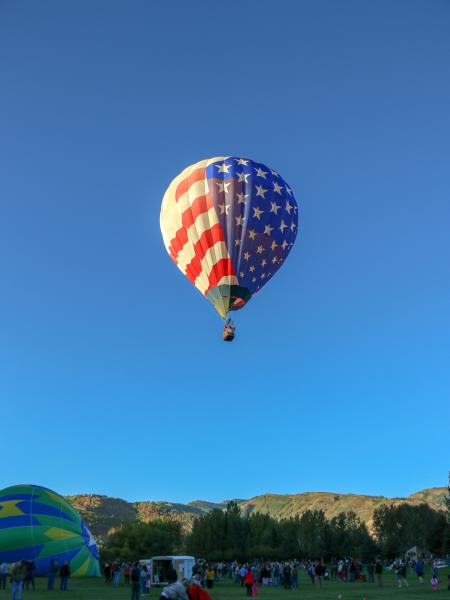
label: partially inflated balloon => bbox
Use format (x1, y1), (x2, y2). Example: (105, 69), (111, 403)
(0, 484), (100, 576)
(160, 157), (298, 318)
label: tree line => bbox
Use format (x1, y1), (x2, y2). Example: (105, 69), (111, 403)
(102, 494), (450, 562)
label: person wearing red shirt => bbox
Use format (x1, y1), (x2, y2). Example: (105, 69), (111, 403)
(244, 570), (254, 597)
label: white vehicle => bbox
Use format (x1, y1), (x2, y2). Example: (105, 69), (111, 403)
(139, 556), (196, 586)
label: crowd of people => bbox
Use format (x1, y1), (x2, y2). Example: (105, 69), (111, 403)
(0, 559), (71, 598)
(0, 555), (447, 599)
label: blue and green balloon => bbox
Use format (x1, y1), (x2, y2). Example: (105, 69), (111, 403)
(0, 484), (100, 576)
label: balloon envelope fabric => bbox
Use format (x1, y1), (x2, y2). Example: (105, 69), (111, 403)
(0, 484), (100, 576)
(160, 157), (298, 318)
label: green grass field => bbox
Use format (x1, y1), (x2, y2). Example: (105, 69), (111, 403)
(4, 569), (448, 600)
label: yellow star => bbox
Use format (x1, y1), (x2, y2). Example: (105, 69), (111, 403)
(249, 265), (255, 272)
(243, 252), (251, 261)
(256, 245), (264, 254)
(216, 181), (231, 193)
(285, 200), (293, 214)
(237, 192), (249, 204)
(253, 206), (264, 220)
(235, 215), (244, 226)
(264, 224), (273, 236)
(255, 167), (268, 179)
(235, 158), (249, 166)
(270, 201), (281, 214)
(279, 219), (287, 233)
(248, 229), (257, 240)
(255, 185), (268, 199)
(237, 171), (250, 183)
(234, 239), (241, 246)
(219, 202), (230, 215)
(216, 162), (231, 174)
(271, 240), (278, 251)
(273, 182), (283, 194)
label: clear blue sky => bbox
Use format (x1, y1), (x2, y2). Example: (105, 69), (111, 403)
(1, 0), (449, 504)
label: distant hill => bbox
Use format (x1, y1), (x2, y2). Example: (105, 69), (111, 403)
(68, 487), (447, 546)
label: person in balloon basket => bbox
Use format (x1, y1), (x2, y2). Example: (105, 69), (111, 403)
(47, 559), (59, 590)
(10, 562), (26, 600)
(223, 318), (236, 341)
(59, 560), (71, 591)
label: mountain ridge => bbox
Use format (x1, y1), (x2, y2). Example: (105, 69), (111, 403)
(67, 487), (447, 545)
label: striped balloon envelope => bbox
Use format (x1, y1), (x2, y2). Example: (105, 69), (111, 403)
(160, 156), (298, 319)
(0, 484), (100, 576)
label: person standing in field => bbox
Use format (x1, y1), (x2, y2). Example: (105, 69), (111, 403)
(375, 560), (383, 586)
(131, 561), (141, 600)
(10, 562), (26, 600)
(315, 561), (325, 588)
(114, 559), (122, 587)
(244, 568), (255, 597)
(367, 561), (374, 583)
(206, 566), (215, 589)
(0, 561), (9, 589)
(239, 565), (247, 587)
(415, 558), (424, 584)
(59, 560), (71, 591)
(47, 559), (58, 590)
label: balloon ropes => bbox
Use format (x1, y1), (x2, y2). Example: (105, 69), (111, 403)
(160, 157), (298, 340)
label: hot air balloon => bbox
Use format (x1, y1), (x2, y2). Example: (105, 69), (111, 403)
(0, 484), (100, 576)
(160, 157), (298, 340)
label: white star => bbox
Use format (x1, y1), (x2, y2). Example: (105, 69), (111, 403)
(216, 181), (231, 193)
(235, 158), (249, 166)
(253, 206), (264, 220)
(270, 169), (279, 177)
(235, 239), (241, 246)
(237, 192), (249, 204)
(252, 276), (257, 282)
(271, 240), (278, 251)
(249, 265), (255, 272)
(219, 202), (230, 215)
(279, 219), (287, 233)
(248, 229), (257, 240)
(237, 171), (250, 183)
(261, 259), (267, 267)
(281, 240), (289, 251)
(294, 204), (298, 214)
(235, 214), (245, 226)
(286, 185), (293, 196)
(285, 200), (293, 214)
(255, 185), (268, 199)
(216, 162), (231, 173)
(239, 271), (245, 277)
(270, 201), (281, 214)
(255, 167), (268, 179)
(273, 182), (283, 195)
(243, 252), (251, 261)
(272, 256), (278, 264)
(290, 221), (297, 232)
(261, 273), (266, 279)
(264, 224), (274, 236)
(256, 244), (264, 254)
